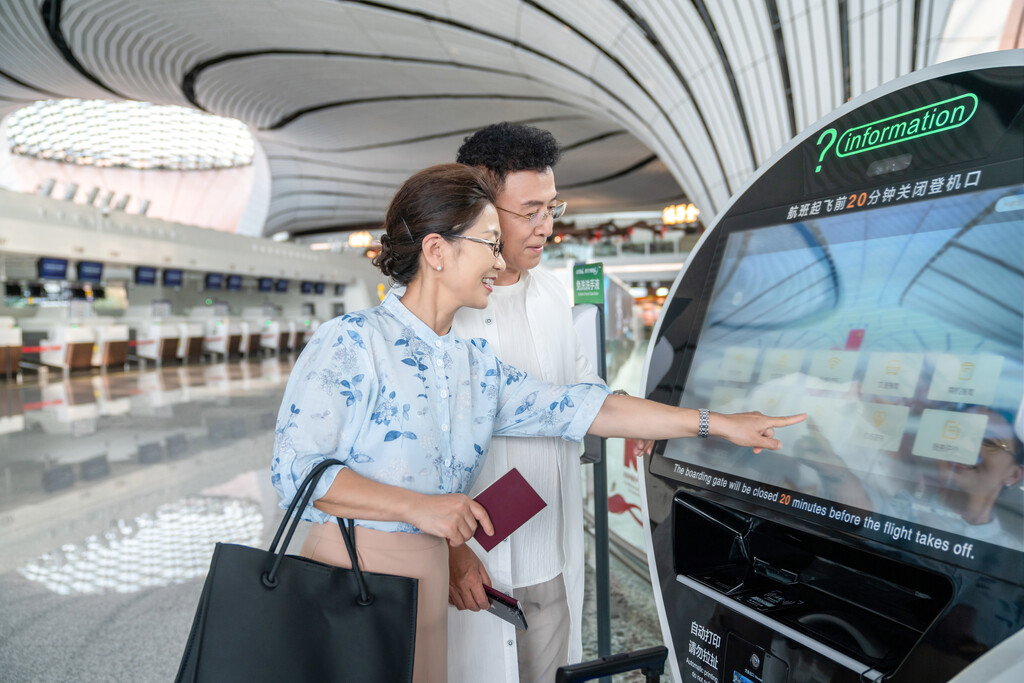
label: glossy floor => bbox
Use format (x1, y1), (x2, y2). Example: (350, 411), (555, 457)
(0, 360), (661, 681)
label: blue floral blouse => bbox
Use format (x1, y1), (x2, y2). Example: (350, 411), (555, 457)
(271, 292), (611, 532)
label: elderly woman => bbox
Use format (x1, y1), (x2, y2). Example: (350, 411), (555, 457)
(271, 163), (803, 682)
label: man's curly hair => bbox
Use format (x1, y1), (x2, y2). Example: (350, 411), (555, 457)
(456, 122), (561, 192)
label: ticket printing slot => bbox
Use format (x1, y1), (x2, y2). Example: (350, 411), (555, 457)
(672, 490), (952, 676)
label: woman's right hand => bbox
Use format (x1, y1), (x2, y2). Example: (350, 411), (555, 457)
(408, 493), (494, 546)
(713, 411), (807, 453)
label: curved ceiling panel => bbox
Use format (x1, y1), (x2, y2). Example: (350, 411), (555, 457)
(193, 55), (572, 129)
(0, 1), (109, 105)
(262, 99), (588, 166)
(0, 0), (1012, 238)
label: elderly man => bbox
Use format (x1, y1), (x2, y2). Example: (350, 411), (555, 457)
(447, 122), (601, 683)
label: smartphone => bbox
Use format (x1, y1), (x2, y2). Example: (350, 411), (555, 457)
(484, 585), (528, 630)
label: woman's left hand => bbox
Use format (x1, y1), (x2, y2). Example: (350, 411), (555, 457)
(713, 411), (806, 453)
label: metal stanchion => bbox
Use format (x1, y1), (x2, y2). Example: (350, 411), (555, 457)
(572, 261), (612, 683)
(592, 303), (611, 677)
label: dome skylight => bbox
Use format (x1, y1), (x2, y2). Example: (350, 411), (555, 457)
(5, 99), (254, 170)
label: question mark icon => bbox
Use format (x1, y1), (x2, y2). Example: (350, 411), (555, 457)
(815, 128), (837, 173)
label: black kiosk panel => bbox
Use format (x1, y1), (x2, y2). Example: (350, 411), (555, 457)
(643, 53), (1023, 683)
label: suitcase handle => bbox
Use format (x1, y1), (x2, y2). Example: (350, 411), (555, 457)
(554, 645), (669, 682)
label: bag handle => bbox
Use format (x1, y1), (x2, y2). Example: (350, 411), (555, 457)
(263, 459), (364, 591)
(267, 458), (341, 556)
(337, 517), (374, 605)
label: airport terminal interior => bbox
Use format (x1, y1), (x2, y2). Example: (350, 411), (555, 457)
(1, 1), (1023, 682)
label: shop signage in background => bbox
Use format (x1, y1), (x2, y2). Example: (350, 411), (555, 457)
(662, 203), (700, 225)
(573, 262), (604, 305)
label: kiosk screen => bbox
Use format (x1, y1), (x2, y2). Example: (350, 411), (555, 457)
(660, 181), (1024, 566)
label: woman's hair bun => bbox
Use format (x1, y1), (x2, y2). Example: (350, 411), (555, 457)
(373, 233), (397, 277)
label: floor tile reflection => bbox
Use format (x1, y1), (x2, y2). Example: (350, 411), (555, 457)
(19, 497), (263, 595)
(0, 360), (294, 682)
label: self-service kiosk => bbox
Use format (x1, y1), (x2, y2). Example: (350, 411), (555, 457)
(641, 52), (1023, 683)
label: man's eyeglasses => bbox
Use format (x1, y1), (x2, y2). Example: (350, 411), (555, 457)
(496, 200), (567, 228)
(447, 234), (504, 258)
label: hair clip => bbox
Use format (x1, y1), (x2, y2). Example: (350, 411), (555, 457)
(400, 217), (414, 243)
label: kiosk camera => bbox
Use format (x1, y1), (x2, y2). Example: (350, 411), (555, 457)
(641, 52), (1023, 683)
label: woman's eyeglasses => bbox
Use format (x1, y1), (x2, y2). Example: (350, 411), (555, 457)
(496, 200), (567, 228)
(447, 234), (504, 258)
(982, 437), (1021, 460)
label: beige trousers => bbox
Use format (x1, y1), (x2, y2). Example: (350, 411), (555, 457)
(301, 523), (449, 683)
(513, 574), (571, 683)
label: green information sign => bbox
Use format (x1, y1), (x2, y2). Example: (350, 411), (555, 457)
(814, 92), (979, 172)
(573, 262), (604, 305)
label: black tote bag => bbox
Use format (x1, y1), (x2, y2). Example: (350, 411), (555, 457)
(175, 459), (417, 682)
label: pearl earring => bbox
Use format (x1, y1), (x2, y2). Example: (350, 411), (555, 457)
(436, 265), (442, 271)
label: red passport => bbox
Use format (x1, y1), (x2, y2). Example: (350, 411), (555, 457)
(473, 468), (546, 551)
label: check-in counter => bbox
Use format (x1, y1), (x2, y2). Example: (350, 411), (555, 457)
(17, 311), (90, 370)
(292, 318), (321, 353)
(284, 320), (300, 352)
(188, 307), (243, 359)
(0, 317), (23, 379)
(203, 318), (243, 357)
(258, 319), (287, 354)
(87, 319), (130, 369)
(239, 319), (262, 356)
(17, 310), (130, 371)
(175, 320), (205, 362)
(130, 318), (181, 363)
(39, 324), (95, 370)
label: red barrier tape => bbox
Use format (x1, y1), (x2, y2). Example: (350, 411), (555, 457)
(22, 399), (64, 411)
(20, 346), (61, 353)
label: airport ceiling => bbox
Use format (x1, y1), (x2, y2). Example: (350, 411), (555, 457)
(0, 0), (1013, 238)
